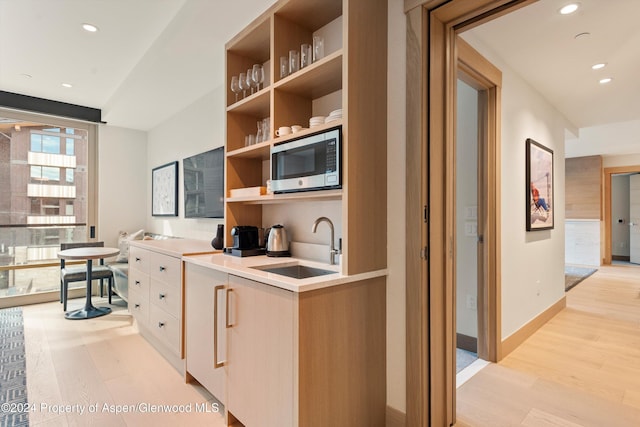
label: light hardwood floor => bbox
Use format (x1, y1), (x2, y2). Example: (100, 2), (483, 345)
(22, 298), (226, 426)
(456, 265), (640, 426)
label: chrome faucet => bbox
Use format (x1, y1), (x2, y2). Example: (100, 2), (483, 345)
(312, 216), (340, 265)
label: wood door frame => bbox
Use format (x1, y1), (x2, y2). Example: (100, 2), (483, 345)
(404, 1), (536, 426)
(457, 38), (502, 364)
(603, 165), (640, 265)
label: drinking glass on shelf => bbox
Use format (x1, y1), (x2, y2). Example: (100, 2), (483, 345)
(289, 50), (300, 74)
(313, 35), (324, 62)
(262, 118), (270, 142)
(301, 44), (312, 68)
(239, 72), (247, 98)
(256, 120), (263, 143)
(252, 64), (264, 91)
(246, 68), (256, 95)
(280, 56), (289, 79)
(230, 76), (240, 102)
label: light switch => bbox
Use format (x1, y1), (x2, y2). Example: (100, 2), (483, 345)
(465, 222), (477, 237)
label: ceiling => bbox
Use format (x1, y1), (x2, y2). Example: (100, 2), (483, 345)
(0, 0), (275, 130)
(0, 0), (638, 138)
(463, 0), (640, 136)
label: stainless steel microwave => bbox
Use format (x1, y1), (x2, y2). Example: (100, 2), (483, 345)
(270, 126), (342, 193)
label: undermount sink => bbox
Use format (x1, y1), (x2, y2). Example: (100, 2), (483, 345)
(251, 263), (338, 279)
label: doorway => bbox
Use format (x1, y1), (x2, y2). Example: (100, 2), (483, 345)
(405, 1), (530, 426)
(604, 166), (640, 265)
(454, 39), (502, 391)
(455, 79), (482, 378)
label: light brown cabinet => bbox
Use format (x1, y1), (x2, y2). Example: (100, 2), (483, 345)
(226, 275), (294, 427)
(184, 263), (228, 404)
(182, 259), (386, 427)
(128, 239), (215, 373)
(224, 0), (387, 276)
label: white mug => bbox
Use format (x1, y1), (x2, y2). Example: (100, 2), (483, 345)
(291, 125), (303, 133)
(275, 126), (291, 137)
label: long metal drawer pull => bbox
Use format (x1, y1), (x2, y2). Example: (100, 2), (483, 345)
(214, 285), (227, 368)
(226, 288), (233, 328)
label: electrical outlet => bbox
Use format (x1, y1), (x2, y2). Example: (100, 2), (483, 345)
(466, 295), (477, 310)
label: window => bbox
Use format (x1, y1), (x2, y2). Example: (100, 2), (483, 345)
(30, 166), (61, 182)
(0, 109), (96, 305)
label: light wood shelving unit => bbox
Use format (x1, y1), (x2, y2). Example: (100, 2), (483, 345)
(224, 0), (387, 275)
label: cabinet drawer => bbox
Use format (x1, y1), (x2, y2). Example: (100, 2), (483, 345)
(149, 304), (180, 354)
(129, 246), (150, 274)
(128, 269), (150, 298)
(148, 251), (181, 284)
(128, 288), (149, 325)
(150, 279), (181, 317)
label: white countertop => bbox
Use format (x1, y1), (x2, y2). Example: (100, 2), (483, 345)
(130, 238), (217, 258)
(183, 253), (387, 293)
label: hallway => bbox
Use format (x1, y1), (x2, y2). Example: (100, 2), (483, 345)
(456, 265), (640, 426)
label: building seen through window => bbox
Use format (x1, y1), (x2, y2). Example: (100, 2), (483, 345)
(0, 117), (89, 297)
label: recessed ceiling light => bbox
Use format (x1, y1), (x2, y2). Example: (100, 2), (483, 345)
(599, 78), (612, 84)
(592, 63), (607, 70)
(560, 3), (580, 15)
(61, 83), (73, 88)
(82, 23), (99, 32)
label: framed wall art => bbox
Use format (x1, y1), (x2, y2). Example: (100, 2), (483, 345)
(152, 161), (178, 217)
(526, 138), (553, 231)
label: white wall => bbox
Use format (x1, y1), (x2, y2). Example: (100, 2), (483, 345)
(612, 175), (631, 257)
(145, 87), (226, 241)
(386, 0), (407, 413)
(565, 220), (600, 266)
(98, 125), (147, 247)
(456, 80), (479, 339)
(566, 120), (640, 159)
(462, 34), (567, 340)
(603, 154), (640, 168)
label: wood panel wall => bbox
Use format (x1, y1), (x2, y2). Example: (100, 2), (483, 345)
(565, 156), (602, 219)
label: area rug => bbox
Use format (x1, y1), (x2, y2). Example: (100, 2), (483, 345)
(565, 265), (598, 292)
(456, 348), (478, 373)
(0, 307), (29, 426)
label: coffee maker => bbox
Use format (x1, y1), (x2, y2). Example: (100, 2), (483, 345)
(227, 226), (265, 257)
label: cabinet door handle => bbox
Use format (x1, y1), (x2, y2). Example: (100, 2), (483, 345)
(159, 293), (165, 300)
(159, 266), (166, 272)
(134, 303), (140, 309)
(226, 288), (233, 328)
(135, 280), (141, 286)
(214, 285), (227, 369)
(158, 322), (165, 328)
(135, 257), (141, 262)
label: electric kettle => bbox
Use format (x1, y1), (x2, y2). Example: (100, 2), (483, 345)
(266, 224), (290, 257)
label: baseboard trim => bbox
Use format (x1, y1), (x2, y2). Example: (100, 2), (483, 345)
(501, 296), (566, 358)
(456, 332), (477, 353)
(386, 405), (406, 427)
(612, 255), (630, 261)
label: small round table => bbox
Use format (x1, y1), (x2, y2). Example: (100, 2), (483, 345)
(58, 247), (120, 320)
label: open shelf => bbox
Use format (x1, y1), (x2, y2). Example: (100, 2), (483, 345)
(273, 120), (343, 144)
(275, 0), (342, 32)
(227, 189), (342, 204)
(227, 87), (270, 116)
(226, 140), (271, 160)
(274, 50), (342, 99)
